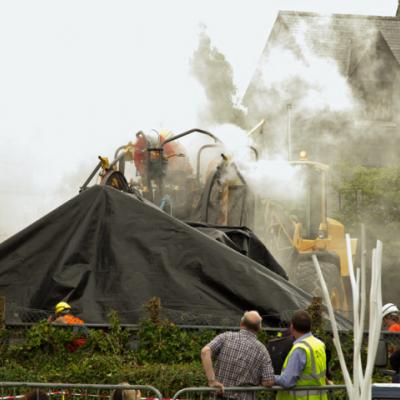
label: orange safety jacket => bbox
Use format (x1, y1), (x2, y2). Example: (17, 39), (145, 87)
(60, 314), (85, 325)
(389, 323), (400, 332)
(58, 314), (87, 352)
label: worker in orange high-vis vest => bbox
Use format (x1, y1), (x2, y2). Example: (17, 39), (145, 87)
(382, 303), (400, 332)
(49, 301), (87, 352)
(382, 303), (400, 380)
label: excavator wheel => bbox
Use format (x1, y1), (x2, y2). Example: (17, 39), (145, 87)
(293, 260), (345, 312)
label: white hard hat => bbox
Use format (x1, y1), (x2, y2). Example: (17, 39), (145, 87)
(382, 303), (400, 318)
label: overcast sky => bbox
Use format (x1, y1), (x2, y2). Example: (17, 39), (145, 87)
(0, 0), (398, 238)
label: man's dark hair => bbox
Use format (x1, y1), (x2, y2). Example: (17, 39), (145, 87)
(291, 310), (311, 334)
(241, 316), (262, 333)
(24, 391), (49, 400)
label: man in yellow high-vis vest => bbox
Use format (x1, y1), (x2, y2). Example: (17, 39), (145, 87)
(275, 310), (328, 400)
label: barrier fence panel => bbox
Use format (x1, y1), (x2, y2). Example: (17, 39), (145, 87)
(172, 385), (348, 400)
(0, 383), (162, 400)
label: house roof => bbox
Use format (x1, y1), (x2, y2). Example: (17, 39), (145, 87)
(275, 11), (400, 74)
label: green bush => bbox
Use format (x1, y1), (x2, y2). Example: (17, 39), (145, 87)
(136, 319), (215, 364)
(0, 313), (207, 395)
(0, 306), (392, 391)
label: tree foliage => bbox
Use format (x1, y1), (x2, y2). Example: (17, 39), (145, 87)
(332, 163), (400, 303)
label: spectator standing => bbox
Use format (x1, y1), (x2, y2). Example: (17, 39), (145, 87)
(275, 310), (328, 400)
(201, 311), (274, 400)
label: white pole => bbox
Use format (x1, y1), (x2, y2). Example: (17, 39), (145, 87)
(346, 234), (362, 396)
(312, 255), (353, 395)
(357, 225), (367, 383)
(355, 268), (364, 390)
(346, 234), (360, 397)
(361, 241), (383, 400)
(313, 235), (383, 400)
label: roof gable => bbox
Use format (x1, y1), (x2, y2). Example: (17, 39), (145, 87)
(276, 11), (400, 74)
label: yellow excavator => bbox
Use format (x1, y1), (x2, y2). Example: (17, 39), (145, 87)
(196, 143), (357, 314)
(258, 150), (357, 314)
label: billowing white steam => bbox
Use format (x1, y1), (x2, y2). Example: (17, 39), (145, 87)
(237, 158), (305, 201)
(261, 47), (354, 112)
(197, 123), (305, 202)
(260, 21), (355, 113)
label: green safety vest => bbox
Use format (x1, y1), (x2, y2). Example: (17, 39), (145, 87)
(277, 335), (328, 400)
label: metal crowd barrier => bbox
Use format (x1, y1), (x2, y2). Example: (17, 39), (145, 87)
(172, 385), (348, 400)
(372, 383), (400, 399)
(0, 383), (162, 400)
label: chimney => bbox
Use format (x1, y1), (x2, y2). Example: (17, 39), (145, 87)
(397, 0), (400, 17)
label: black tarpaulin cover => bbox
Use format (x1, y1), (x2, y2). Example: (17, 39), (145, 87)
(186, 222), (288, 280)
(0, 185), (343, 327)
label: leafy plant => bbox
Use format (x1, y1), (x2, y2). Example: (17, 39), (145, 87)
(0, 299), (393, 390)
(137, 318), (215, 363)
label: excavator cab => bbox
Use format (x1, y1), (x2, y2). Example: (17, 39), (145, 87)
(260, 152), (356, 316)
(288, 158), (328, 241)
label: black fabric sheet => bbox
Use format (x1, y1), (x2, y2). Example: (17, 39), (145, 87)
(0, 186), (348, 327)
(186, 222), (288, 280)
